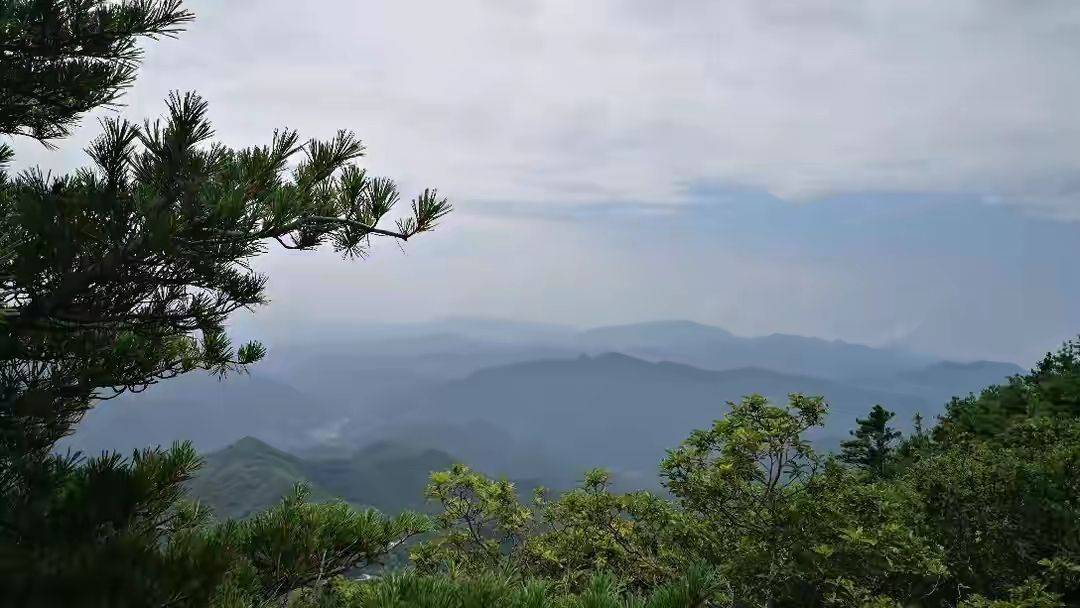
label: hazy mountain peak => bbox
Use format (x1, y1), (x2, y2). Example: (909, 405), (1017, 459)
(466, 351), (657, 380)
(469, 352), (828, 387)
(229, 436), (274, 451)
(219, 436), (302, 463)
(897, 360), (1024, 393)
(920, 360), (1024, 373)
(584, 320), (734, 338)
(591, 351), (650, 364)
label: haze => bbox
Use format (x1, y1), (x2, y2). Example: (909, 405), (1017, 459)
(12, 0), (1080, 364)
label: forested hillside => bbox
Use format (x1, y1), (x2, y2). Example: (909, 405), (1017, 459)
(187, 437), (455, 519)
(200, 339), (1080, 607)
(378, 340), (1080, 607)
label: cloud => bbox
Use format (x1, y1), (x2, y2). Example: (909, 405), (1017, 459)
(8, 1), (1080, 363)
(14, 0), (1080, 217)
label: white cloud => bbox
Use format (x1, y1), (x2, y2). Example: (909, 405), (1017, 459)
(14, 0), (1080, 216)
(8, 0), (1080, 363)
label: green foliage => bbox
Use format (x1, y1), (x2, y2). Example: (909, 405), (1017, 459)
(838, 404), (901, 477)
(294, 566), (727, 608)
(958, 579), (1065, 608)
(413, 463), (534, 576)
(525, 469), (685, 592)
(418, 393), (951, 606)
(0, 441), (234, 606)
(0, 443), (430, 607)
(0, 91), (450, 463)
(10, 324), (1079, 606)
(0, 2), (451, 604)
(659, 393), (825, 604)
(187, 437), (453, 520)
(937, 337), (1080, 442)
(661, 393), (827, 524)
(792, 465), (947, 605)
(4, 2), (1080, 604)
(904, 337), (1080, 603)
(416, 465), (687, 594)
(0, 2), (453, 471)
(228, 485), (431, 602)
(654, 394), (952, 606)
(0, 0), (193, 143)
(906, 417), (1080, 602)
(329, 572), (559, 608)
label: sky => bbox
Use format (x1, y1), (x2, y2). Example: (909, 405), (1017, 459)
(10, 0), (1080, 364)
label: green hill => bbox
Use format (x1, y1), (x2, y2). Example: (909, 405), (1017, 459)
(187, 437), (455, 519)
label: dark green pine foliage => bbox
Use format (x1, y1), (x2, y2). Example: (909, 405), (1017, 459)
(1, 0), (450, 466)
(319, 566), (725, 608)
(0, 1), (450, 605)
(839, 404), (901, 476)
(0, 91), (449, 464)
(0, 0), (193, 144)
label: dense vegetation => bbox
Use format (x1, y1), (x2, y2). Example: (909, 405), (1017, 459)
(2, 2), (1078, 607)
(0, 2), (448, 605)
(383, 354), (1079, 607)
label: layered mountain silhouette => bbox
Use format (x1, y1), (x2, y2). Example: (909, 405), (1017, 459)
(352, 353), (957, 486)
(68, 319), (1024, 497)
(577, 320), (933, 380)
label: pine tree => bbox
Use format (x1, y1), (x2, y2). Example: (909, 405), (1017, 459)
(839, 404), (901, 476)
(1, 92), (450, 464)
(0, 2), (449, 604)
(0, 0), (193, 144)
(0, 7), (451, 462)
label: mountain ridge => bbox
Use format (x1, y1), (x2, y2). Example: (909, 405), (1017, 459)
(69, 319), (1025, 488)
(364, 351), (969, 488)
(188, 436), (457, 519)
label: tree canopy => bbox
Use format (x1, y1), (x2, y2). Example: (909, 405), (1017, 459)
(0, 0), (193, 143)
(405, 339), (1080, 607)
(1, 91), (449, 464)
(1, 2), (450, 604)
(838, 404), (901, 477)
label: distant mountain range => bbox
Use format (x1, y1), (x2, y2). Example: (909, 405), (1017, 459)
(579, 320), (936, 382)
(341, 352), (1017, 487)
(67, 319), (1024, 503)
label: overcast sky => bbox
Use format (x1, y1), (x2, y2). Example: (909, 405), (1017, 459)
(11, 0), (1080, 364)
